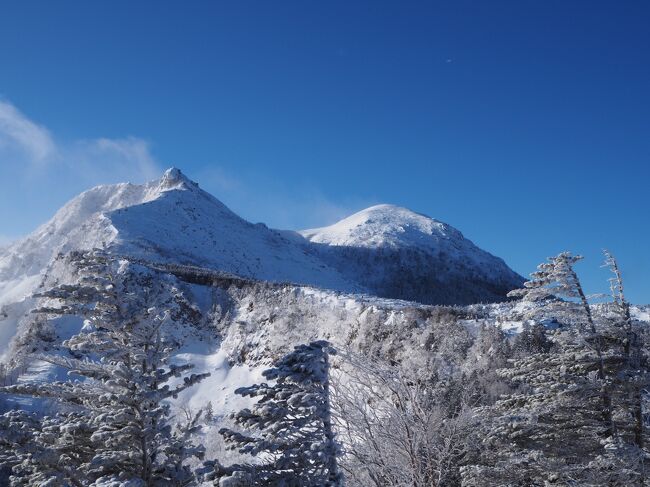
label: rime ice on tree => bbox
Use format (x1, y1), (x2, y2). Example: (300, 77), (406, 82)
(0, 250), (209, 486)
(206, 340), (341, 486)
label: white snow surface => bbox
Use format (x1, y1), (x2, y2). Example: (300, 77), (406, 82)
(301, 204), (457, 249)
(0, 168), (355, 300)
(0, 167), (523, 360)
(0, 168), (522, 311)
(300, 203), (513, 279)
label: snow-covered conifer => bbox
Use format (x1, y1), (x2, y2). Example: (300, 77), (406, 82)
(0, 250), (209, 486)
(585, 250), (650, 484)
(464, 251), (650, 486)
(212, 340), (341, 486)
(508, 251), (612, 428)
(511, 321), (551, 356)
(0, 409), (94, 486)
(462, 322), (512, 404)
(204, 401), (214, 424)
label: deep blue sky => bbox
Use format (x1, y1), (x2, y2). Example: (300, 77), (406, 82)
(1, 1), (649, 302)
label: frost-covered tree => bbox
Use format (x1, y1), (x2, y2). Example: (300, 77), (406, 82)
(0, 409), (94, 487)
(207, 340), (341, 486)
(166, 407), (207, 486)
(508, 251), (612, 428)
(585, 250), (650, 485)
(0, 250), (209, 486)
(332, 351), (473, 487)
(511, 322), (551, 357)
(463, 251), (650, 486)
(461, 322), (512, 405)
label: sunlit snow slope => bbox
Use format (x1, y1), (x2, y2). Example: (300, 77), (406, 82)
(0, 168), (523, 358)
(0, 168), (356, 304)
(301, 204), (523, 305)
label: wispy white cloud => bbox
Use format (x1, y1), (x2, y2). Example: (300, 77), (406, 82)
(68, 137), (161, 184)
(197, 166), (373, 230)
(0, 99), (368, 235)
(0, 100), (56, 163)
(0, 100), (161, 186)
(192, 166), (242, 193)
(0, 99), (163, 237)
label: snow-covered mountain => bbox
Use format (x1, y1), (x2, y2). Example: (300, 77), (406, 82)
(301, 204), (523, 305)
(0, 167), (522, 361)
(302, 203), (467, 248)
(2, 168), (648, 484)
(0, 168), (356, 298)
(0, 168), (521, 306)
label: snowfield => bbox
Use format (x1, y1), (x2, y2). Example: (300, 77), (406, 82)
(0, 168), (524, 361)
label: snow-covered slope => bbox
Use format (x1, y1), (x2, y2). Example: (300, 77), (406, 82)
(301, 203), (517, 275)
(0, 168), (357, 304)
(105, 170), (356, 289)
(0, 168), (524, 359)
(0, 168), (354, 360)
(0, 252), (521, 461)
(302, 204), (459, 248)
(301, 204), (524, 305)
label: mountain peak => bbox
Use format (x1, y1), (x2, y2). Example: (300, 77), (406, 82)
(159, 167), (198, 191)
(0, 170), (523, 315)
(299, 203), (460, 248)
(299, 203), (523, 304)
(349, 204), (440, 224)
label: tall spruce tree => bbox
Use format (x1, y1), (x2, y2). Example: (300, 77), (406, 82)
(463, 251), (650, 486)
(0, 250), (209, 486)
(206, 341), (341, 486)
(584, 250), (650, 485)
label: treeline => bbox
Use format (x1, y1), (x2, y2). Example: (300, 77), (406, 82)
(0, 249), (649, 486)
